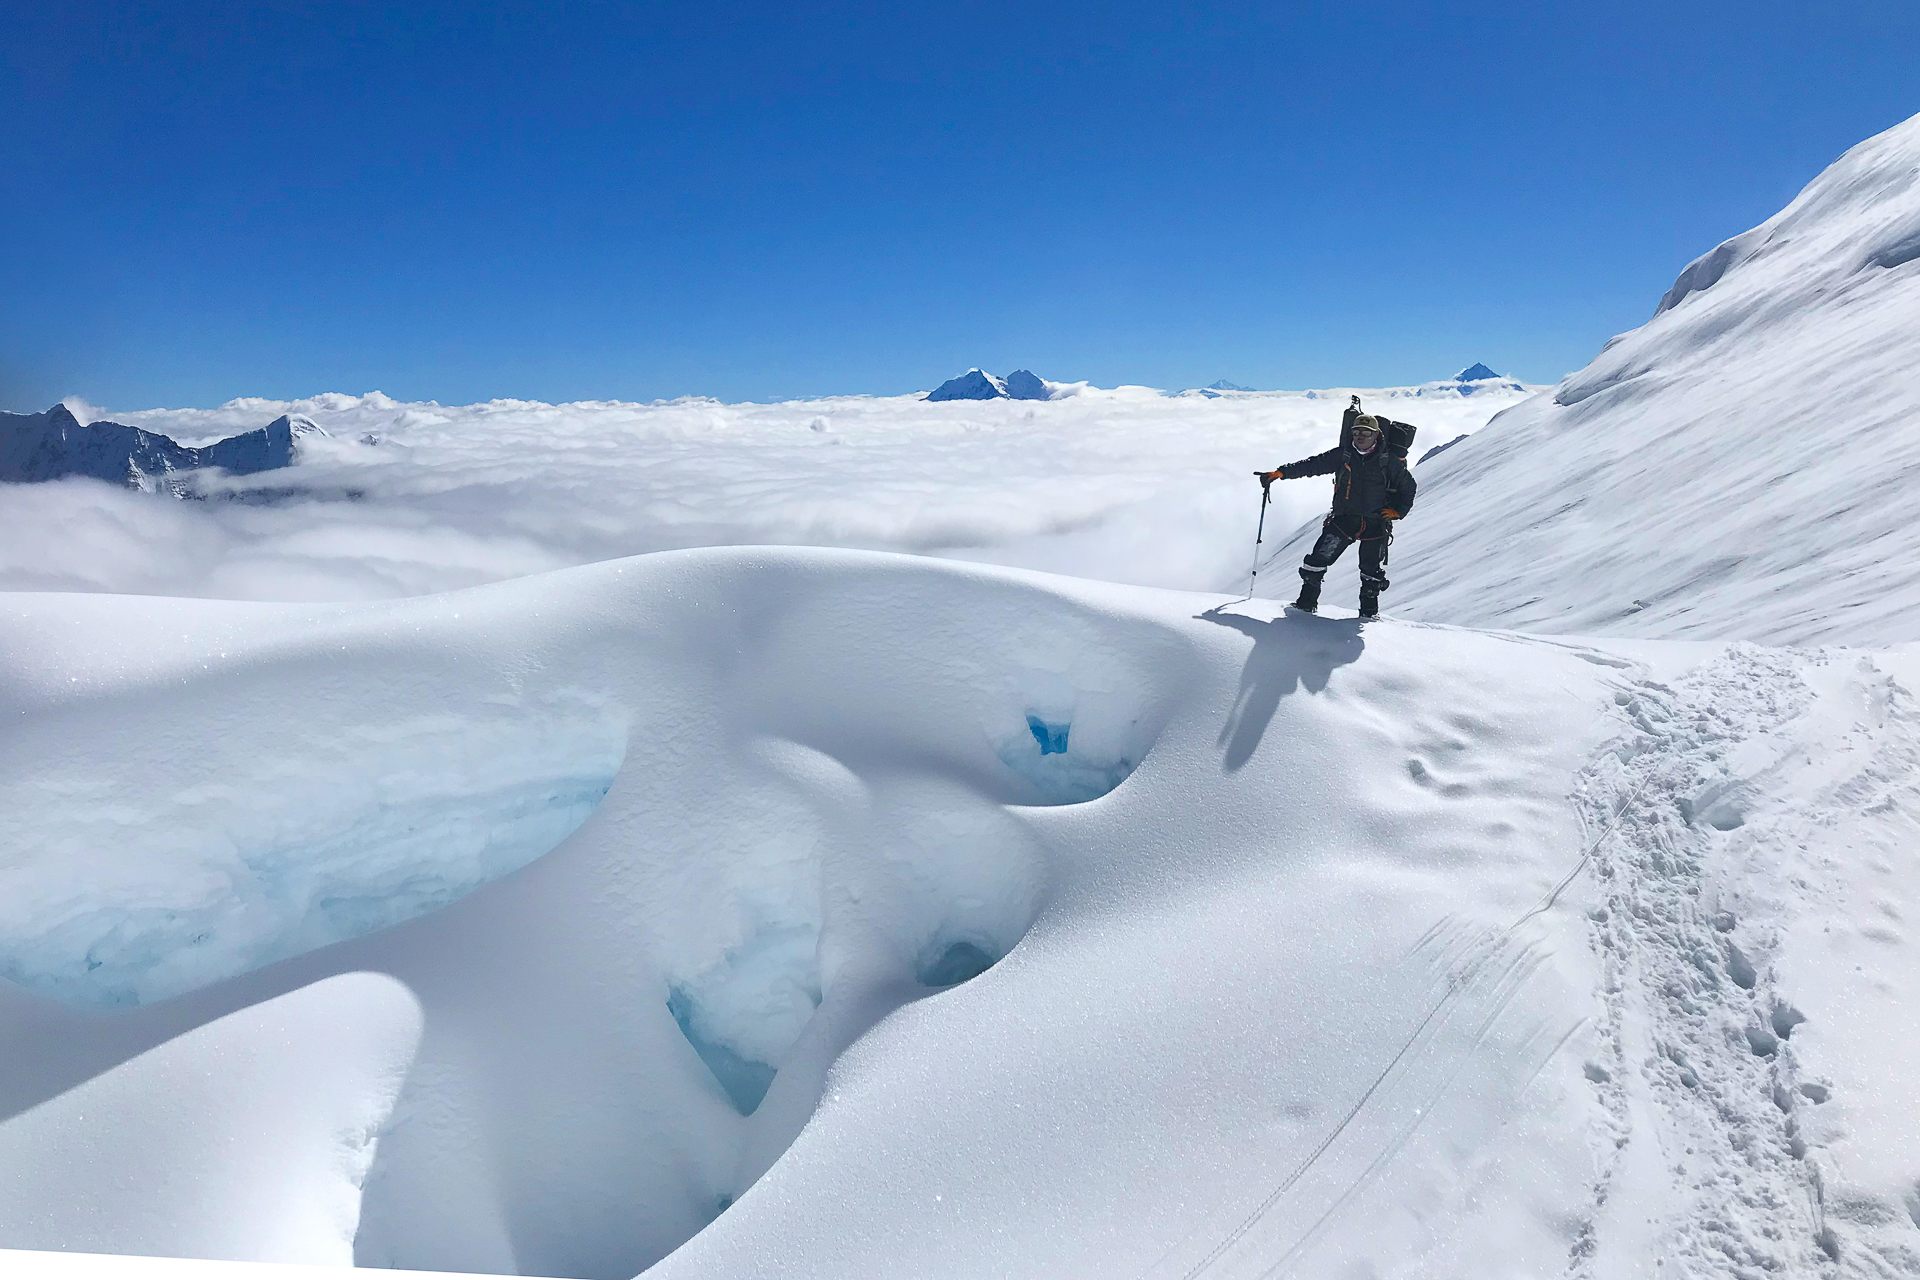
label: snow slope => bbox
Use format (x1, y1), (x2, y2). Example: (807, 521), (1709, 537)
(1308, 112), (1920, 645)
(5, 546), (1915, 1278)
(0, 551), (1613, 1277)
(0, 380), (1530, 603)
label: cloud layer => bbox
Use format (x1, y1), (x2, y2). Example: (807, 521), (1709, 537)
(8, 384), (1532, 601)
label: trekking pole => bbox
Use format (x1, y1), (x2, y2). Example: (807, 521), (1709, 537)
(1242, 480), (1271, 601)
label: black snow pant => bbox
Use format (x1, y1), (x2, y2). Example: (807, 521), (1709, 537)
(1297, 513), (1391, 605)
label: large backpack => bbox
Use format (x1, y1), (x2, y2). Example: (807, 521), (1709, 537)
(1341, 402), (1417, 461)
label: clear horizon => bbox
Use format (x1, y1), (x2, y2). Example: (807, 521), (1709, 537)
(6, 1), (1918, 413)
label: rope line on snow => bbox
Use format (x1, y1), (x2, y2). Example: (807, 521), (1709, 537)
(1506, 773), (1650, 936)
(1252, 952), (1570, 1280)
(1164, 775), (1648, 1280)
(1169, 986), (1458, 1280)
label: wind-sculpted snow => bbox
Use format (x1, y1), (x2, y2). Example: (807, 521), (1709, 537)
(0, 381), (1531, 603)
(5, 549), (1919, 1279)
(0, 549), (1623, 1279)
(11, 122), (1920, 1280)
(0, 974), (421, 1265)
(1313, 110), (1920, 645)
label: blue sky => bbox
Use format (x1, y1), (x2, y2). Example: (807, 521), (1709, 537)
(4, 1), (1917, 410)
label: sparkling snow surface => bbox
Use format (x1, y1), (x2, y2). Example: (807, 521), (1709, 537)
(0, 554), (1619, 1278)
(4, 113), (1920, 1280)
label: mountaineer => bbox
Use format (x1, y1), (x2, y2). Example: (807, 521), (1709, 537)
(1257, 399), (1417, 618)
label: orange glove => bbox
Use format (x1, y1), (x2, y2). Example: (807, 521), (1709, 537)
(1379, 508), (1402, 520)
(1258, 469), (1286, 485)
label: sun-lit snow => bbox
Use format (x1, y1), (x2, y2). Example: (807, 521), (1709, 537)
(0, 551), (1618, 1278)
(1332, 113), (1920, 645)
(4, 111), (1920, 1280)
(0, 596), (626, 1007)
(0, 974), (420, 1265)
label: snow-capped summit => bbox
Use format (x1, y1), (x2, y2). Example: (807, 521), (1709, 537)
(0, 404), (187, 486)
(0, 405), (308, 489)
(1368, 110), (1920, 645)
(1208, 379), (1255, 392)
(1444, 363), (1526, 396)
(924, 368), (1056, 402)
(274, 413), (329, 442)
(1002, 369), (1051, 401)
(924, 368), (1009, 401)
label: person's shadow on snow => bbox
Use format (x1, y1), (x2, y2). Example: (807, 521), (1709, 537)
(1197, 605), (1366, 772)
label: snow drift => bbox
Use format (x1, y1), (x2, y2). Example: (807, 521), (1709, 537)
(0, 549), (1619, 1277)
(9, 541), (1914, 1279)
(1325, 111), (1920, 645)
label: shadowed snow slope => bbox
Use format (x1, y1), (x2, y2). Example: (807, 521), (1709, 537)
(1265, 111), (1920, 645)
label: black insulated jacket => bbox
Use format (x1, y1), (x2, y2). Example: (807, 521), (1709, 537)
(1278, 440), (1417, 519)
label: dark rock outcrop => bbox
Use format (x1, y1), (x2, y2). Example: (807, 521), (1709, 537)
(0, 405), (319, 488)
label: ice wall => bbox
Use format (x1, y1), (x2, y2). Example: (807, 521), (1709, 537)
(0, 674), (625, 1007)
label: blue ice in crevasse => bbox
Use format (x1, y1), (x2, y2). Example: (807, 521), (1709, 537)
(10, 772), (619, 1010)
(1027, 715), (1070, 754)
(668, 987), (779, 1116)
(995, 708), (1138, 804)
(918, 939), (999, 987)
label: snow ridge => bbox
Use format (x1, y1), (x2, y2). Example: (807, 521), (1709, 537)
(1369, 110), (1920, 645)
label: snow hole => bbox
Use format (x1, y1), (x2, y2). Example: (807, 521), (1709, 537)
(659, 756), (1045, 1118)
(989, 669), (1151, 804)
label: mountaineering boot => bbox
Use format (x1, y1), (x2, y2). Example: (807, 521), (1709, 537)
(1358, 580), (1383, 619)
(1294, 567), (1324, 614)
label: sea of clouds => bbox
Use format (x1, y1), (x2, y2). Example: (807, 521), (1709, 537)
(5, 384), (1534, 601)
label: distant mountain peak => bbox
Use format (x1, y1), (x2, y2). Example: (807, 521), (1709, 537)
(925, 369), (1008, 402)
(1004, 370), (1050, 401)
(1455, 363), (1501, 382)
(1208, 380), (1254, 392)
(0, 404), (307, 489)
(270, 413), (330, 439)
(926, 368), (1056, 402)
